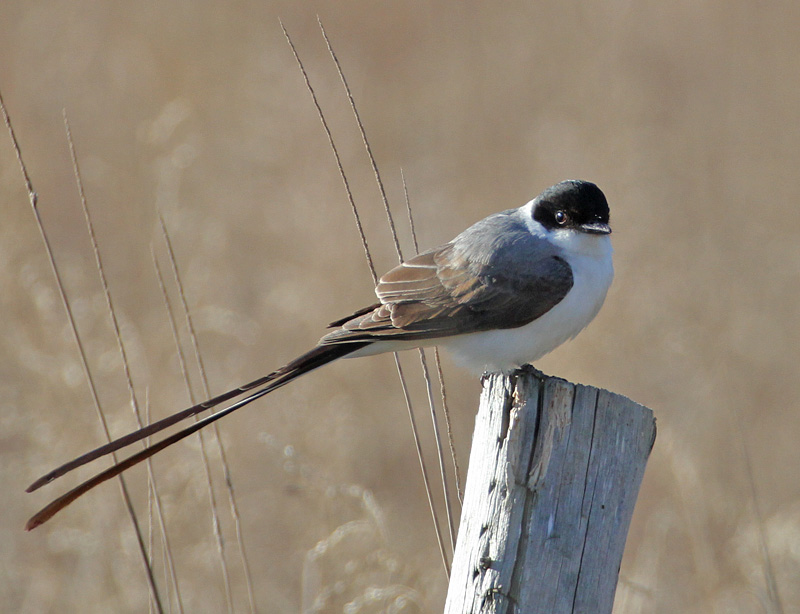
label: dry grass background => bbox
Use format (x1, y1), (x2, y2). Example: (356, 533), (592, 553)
(2, 2), (799, 613)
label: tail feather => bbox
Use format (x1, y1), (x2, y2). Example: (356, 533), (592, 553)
(26, 342), (367, 529)
(28, 373), (276, 493)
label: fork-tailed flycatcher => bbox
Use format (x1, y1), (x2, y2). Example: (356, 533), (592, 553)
(26, 179), (613, 529)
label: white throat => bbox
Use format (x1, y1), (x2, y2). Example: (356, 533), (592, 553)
(440, 208), (614, 373)
(348, 200), (614, 374)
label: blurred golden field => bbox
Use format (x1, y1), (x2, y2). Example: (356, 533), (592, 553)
(2, 2), (799, 612)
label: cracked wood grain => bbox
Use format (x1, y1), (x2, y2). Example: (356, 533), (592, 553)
(445, 367), (656, 614)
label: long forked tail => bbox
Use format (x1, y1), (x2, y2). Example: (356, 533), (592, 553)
(26, 342), (368, 530)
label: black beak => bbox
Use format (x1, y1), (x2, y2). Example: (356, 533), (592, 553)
(579, 221), (612, 235)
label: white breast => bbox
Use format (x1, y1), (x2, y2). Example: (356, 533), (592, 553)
(346, 227), (613, 374)
(438, 232), (613, 373)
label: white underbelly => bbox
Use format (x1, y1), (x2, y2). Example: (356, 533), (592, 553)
(440, 281), (609, 372)
(347, 237), (613, 374)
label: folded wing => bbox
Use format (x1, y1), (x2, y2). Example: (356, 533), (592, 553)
(322, 214), (574, 344)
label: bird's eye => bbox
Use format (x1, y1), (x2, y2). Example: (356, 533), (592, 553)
(555, 210), (569, 225)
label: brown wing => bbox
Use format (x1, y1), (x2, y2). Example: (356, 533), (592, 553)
(320, 241), (572, 345)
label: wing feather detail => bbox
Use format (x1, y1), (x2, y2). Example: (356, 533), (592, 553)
(319, 214), (573, 345)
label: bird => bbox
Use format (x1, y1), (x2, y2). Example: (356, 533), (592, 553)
(26, 179), (613, 530)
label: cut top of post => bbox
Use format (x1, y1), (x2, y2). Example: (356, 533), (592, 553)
(445, 368), (656, 614)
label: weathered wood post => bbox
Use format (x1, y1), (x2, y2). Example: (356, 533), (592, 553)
(445, 367), (656, 614)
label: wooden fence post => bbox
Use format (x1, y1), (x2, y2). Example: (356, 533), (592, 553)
(445, 367), (656, 614)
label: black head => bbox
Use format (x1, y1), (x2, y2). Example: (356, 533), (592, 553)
(532, 180), (611, 235)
